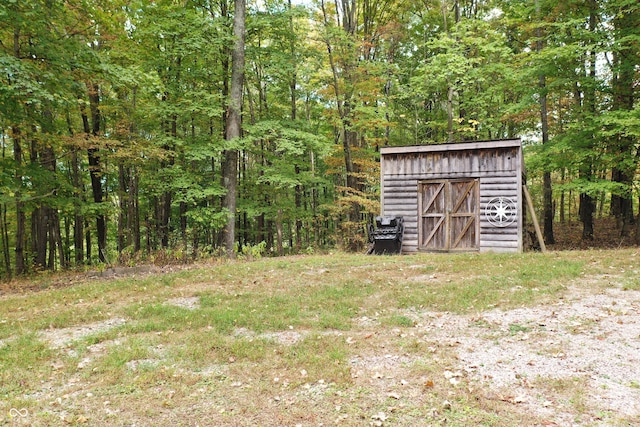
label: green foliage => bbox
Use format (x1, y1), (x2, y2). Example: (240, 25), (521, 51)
(241, 241), (267, 259)
(1, 0), (640, 277)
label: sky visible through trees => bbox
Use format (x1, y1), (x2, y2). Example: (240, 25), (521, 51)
(0, 0), (638, 276)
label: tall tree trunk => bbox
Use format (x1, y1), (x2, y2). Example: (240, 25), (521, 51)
(11, 31), (26, 275)
(276, 208), (284, 256)
(1, 130), (11, 276)
(536, 0), (554, 244)
(294, 164), (303, 252)
(637, 197), (640, 245)
(579, 192), (595, 240)
(64, 211), (71, 266)
(87, 82), (107, 262)
(71, 148), (84, 265)
(447, 86), (454, 142)
(85, 219), (92, 262)
(131, 167), (141, 253)
(216, 0), (230, 247)
(67, 110), (85, 265)
(1, 203), (10, 278)
(30, 136), (48, 269)
(180, 201), (188, 249)
(0, 131), (9, 277)
(559, 169), (566, 223)
(125, 88), (141, 255)
(340, 0), (360, 201)
(579, 1), (598, 241)
(13, 127), (26, 275)
(117, 164), (127, 260)
(289, 0), (298, 122)
(32, 204), (47, 269)
(42, 139), (65, 270)
(321, 0), (360, 222)
(40, 106), (66, 271)
(55, 211), (66, 269)
(610, 2), (637, 237)
(222, 0), (246, 258)
(161, 190), (172, 248)
(289, 0), (303, 251)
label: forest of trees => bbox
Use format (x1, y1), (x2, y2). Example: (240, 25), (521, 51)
(0, 0), (638, 277)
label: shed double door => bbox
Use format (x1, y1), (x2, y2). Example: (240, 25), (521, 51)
(418, 179), (479, 251)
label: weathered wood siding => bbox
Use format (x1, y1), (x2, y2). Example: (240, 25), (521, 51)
(380, 140), (523, 253)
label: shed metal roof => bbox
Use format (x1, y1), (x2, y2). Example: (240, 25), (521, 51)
(380, 139), (522, 155)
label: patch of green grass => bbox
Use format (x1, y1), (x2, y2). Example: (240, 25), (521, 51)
(0, 271), (191, 339)
(471, 318), (493, 328)
(99, 336), (155, 371)
(0, 334), (53, 395)
(164, 327), (274, 367)
(225, 336), (272, 362)
(622, 275), (640, 291)
(444, 397), (528, 426)
(382, 314), (415, 328)
(285, 334), (351, 384)
(83, 334), (167, 387)
(312, 283), (365, 329)
(399, 338), (431, 354)
(31, 304), (111, 331)
(629, 380), (640, 389)
(389, 253), (583, 313)
(317, 311), (350, 330)
(123, 303), (208, 333)
(100, 382), (141, 397)
(508, 323), (530, 335)
(535, 376), (589, 414)
(165, 329), (216, 364)
(197, 281), (367, 333)
(199, 291), (306, 333)
(0, 302), (109, 340)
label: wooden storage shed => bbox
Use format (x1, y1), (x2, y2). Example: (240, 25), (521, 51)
(379, 139), (524, 253)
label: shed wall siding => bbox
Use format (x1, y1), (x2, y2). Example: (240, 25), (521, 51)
(380, 144), (523, 253)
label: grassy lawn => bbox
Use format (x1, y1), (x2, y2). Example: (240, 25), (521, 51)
(0, 249), (638, 426)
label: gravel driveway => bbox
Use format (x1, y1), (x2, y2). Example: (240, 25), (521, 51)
(408, 280), (640, 425)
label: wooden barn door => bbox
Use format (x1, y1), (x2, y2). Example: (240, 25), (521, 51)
(418, 179), (479, 251)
